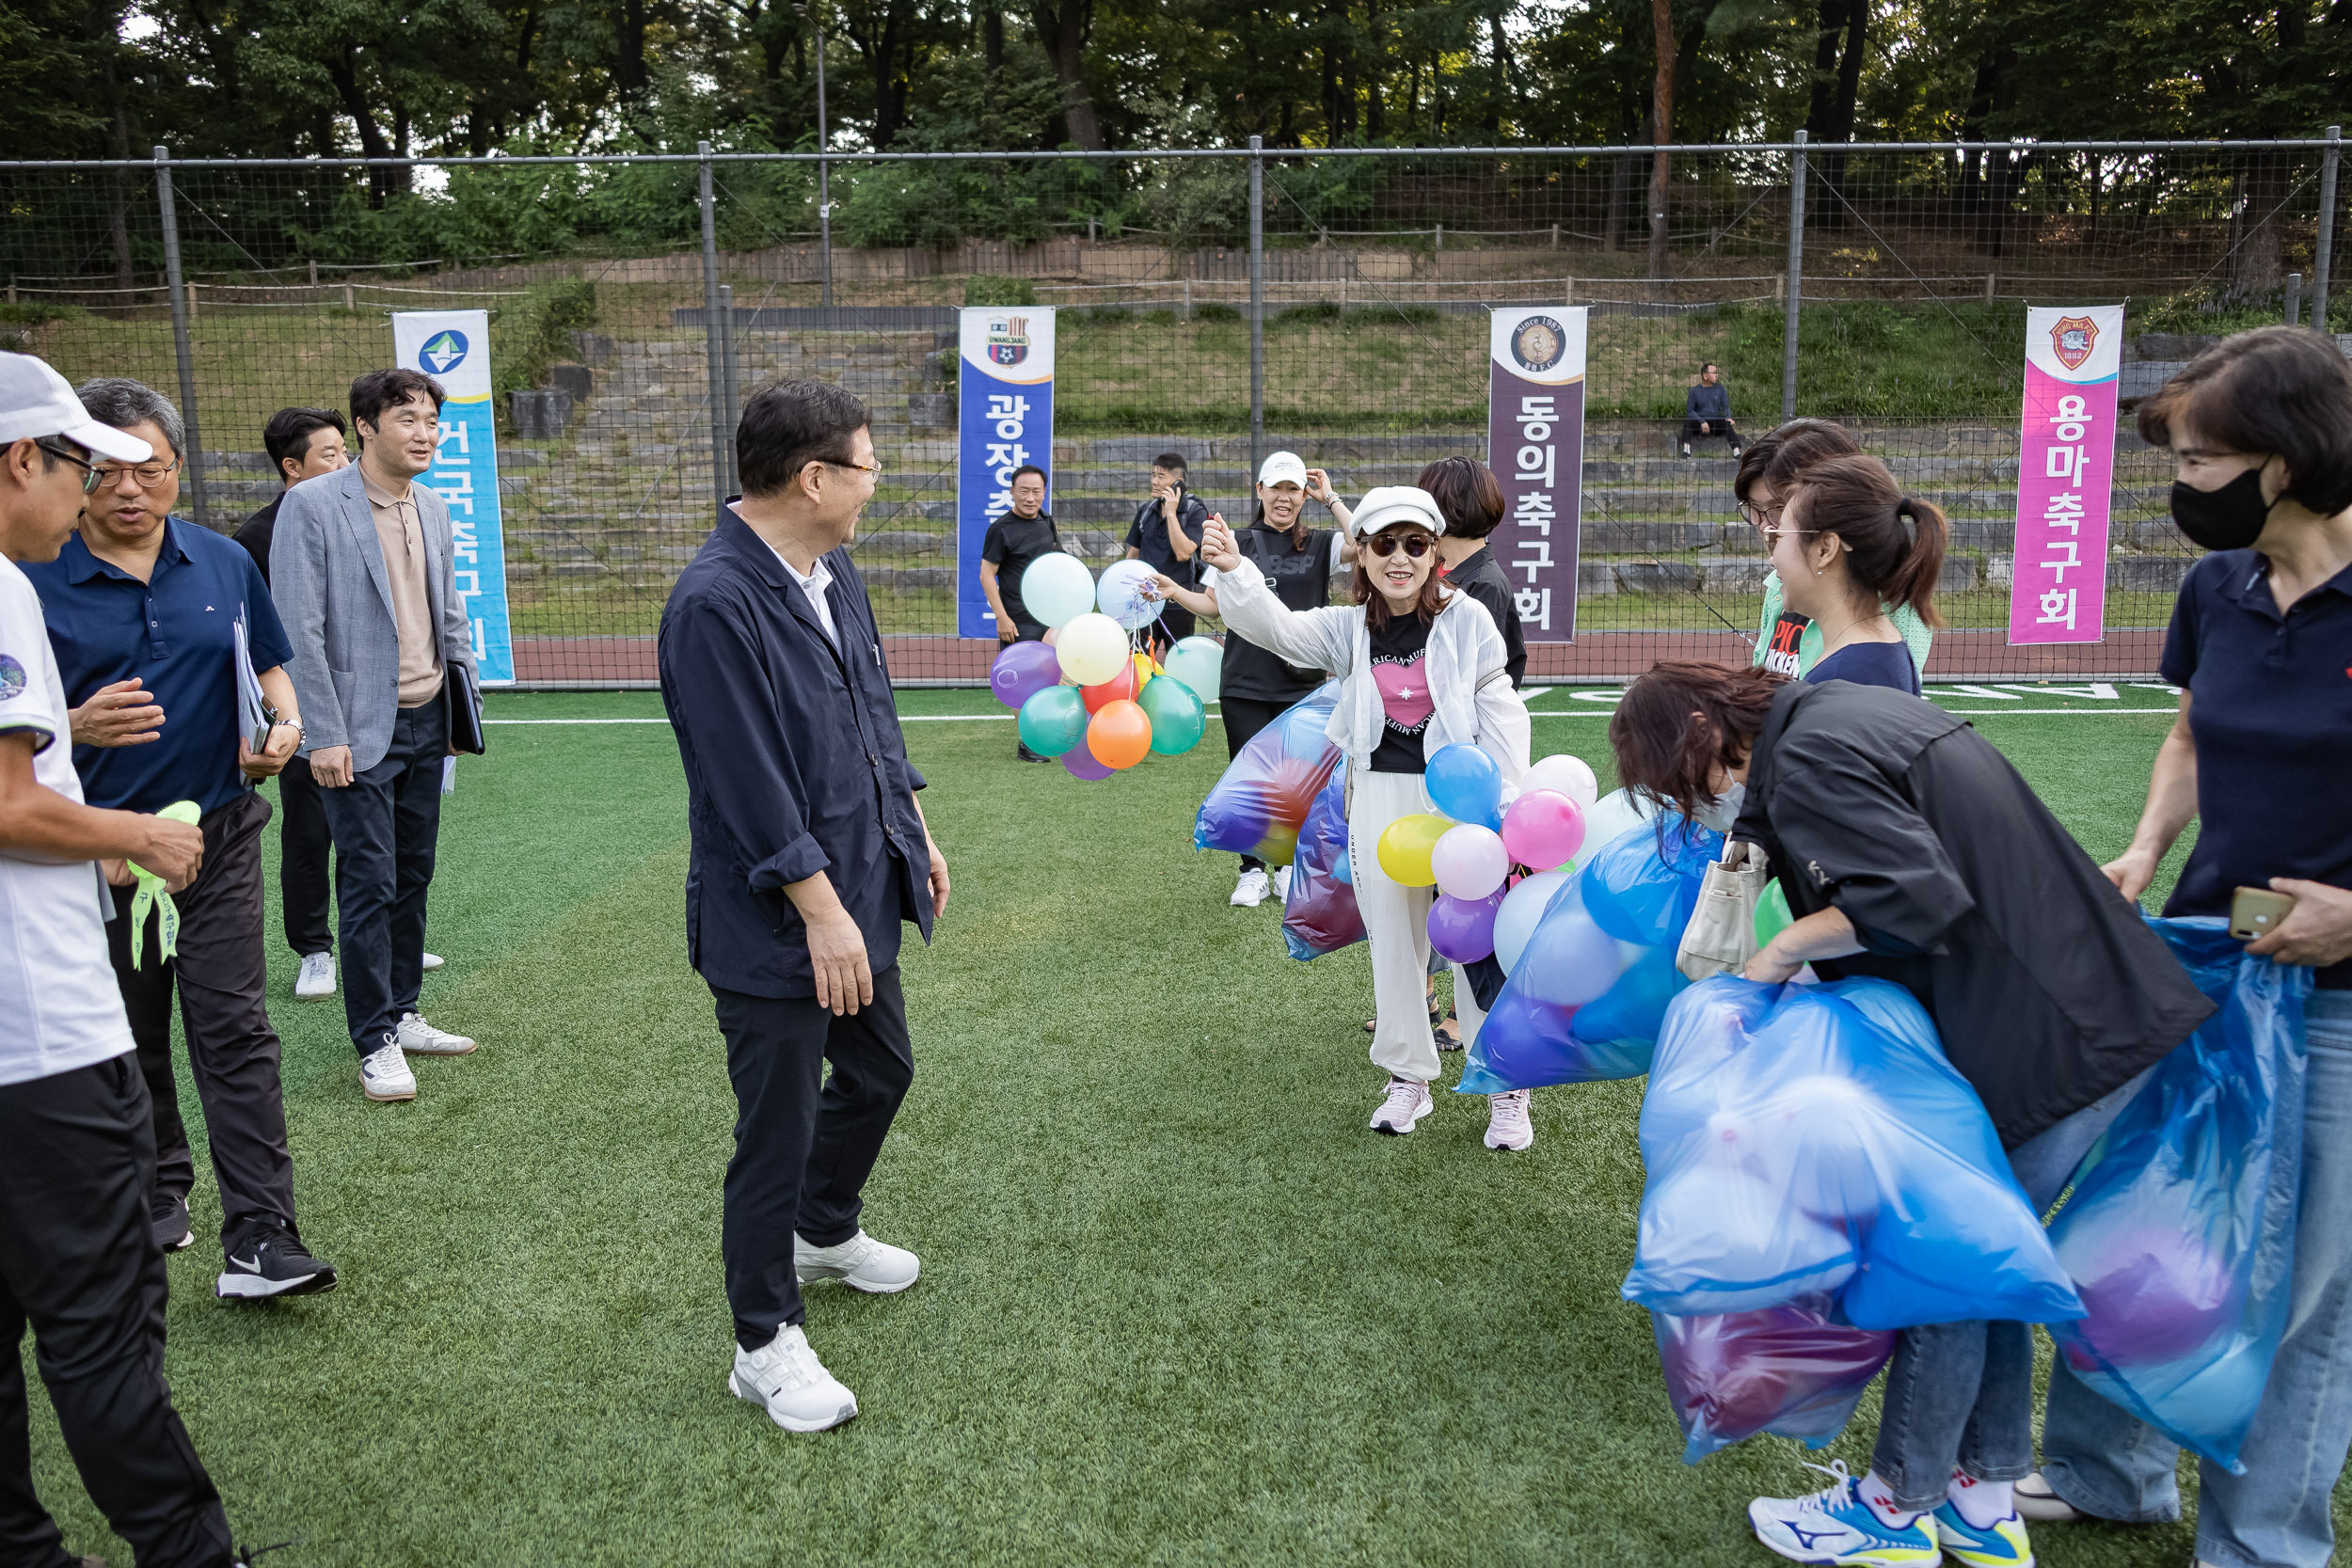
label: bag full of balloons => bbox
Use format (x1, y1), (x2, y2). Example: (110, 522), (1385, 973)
(1623, 974), (2083, 1332)
(1282, 761), (1364, 960)
(2045, 916), (2312, 1473)
(1456, 795), (1716, 1094)
(1652, 1299), (1897, 1463)
(985, 552), (1213, 781)
(1195, 681), (1343, 865)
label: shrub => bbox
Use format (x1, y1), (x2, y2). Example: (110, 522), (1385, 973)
(965, 275), (1039, 307)
(493, 275), (599, 421)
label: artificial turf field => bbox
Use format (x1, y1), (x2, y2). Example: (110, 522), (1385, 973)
(30, 681), (2341, 1568)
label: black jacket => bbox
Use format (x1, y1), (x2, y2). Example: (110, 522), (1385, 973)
(658, 508), (931, 999)
(1443, 546), (1528, 689)
(1733, 681), (2212, 1148)
(233, 496), (283, 588)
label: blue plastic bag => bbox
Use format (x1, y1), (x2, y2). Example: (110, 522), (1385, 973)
(1282, 762), (1364, 960)
(1194, 681), (1342, 868)
(1624, 974), (2084, 1330)
(1457, 818), (1719, 1093)
(1653, 1298), (1897, 1463)
(2045, 916), (2311, 1473)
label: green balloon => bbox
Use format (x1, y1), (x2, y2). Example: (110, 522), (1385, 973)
(1017, 686), (1089, 757)
(1755, 877), (1794, 949)
(1139, 676), (1206, 755)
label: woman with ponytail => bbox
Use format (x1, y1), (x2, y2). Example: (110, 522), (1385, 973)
(1767, 453), (1948, 695)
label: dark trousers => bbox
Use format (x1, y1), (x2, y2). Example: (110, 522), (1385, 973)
(1682, 416), (1740, 449)
(318, 699), (447, 1054)
(1221, 695), (1290, 875)
(712, 967), (914, 1352)
(276, 755), (334, 958)
(0, 1057), (235, 1568)
(105, 790), (297, 1255)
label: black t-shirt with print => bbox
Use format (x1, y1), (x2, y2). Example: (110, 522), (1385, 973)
(980, 511), (1064, 636)
(1220, 524), (1343, 704)
(1367, 611), (1435, 774)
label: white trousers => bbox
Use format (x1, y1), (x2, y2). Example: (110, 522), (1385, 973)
(1346, 768), (1489, 1085)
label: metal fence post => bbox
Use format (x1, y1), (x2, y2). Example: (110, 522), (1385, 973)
(2314, 124), (2340, 336)
(1781, 130), (1806, 422)
(718, 282), (740, 495)
(1248, 136), (1265, 486)
(698, 141), (730, 510)
(152, 145), (208, 531)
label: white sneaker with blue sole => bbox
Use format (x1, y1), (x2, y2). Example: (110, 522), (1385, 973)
(1748, 1462), (1942, 1568)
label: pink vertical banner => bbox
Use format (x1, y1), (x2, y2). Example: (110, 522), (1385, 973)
(2008, 305), (2122, 645)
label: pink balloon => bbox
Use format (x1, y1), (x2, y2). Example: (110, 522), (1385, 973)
(1501, 789), (1587, 871)
(1061, 745), (1114, 781)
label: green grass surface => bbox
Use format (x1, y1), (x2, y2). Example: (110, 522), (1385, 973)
(34, 686), (2315, 1568)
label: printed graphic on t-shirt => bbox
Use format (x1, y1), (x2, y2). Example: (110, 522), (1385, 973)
(0, 655), (24, 703)
(1373, 650), (1434, 736)
(1762, 611), (1810, 677)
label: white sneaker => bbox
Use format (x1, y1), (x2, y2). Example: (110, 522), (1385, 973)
(294, 951), (336, 1001)
(395, 1012), (476, 1055)
(1485, 1088), (1534, 1150)
(421, 951), (444, 973)
(730, 1323), (858, 1433)
(795, 1229), (920, 1293)
(1370, 1076), (1434, 1134)
(2013, 1472), (2083, 1523)
(1231, 867), (1270, 908)
(1272, 865), (1293, 902)
(360, 1040), (417, 1101)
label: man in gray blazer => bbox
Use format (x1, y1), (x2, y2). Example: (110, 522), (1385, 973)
(270, 368), (481, 1103)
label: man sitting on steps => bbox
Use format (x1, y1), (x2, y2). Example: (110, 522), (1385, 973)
(1682, 362), (1742, 458)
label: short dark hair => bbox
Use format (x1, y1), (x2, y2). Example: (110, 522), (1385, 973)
(1417, 455), (1504, 541)
(1701, 361), (1720, 374)
(1732, 418), (1862, 507)
(350, 368), (445, 438)
(1009, 464), (1047, 488)
(2139, 326), (2352, 516)
(75, 377), (183, 458)
(1152, 451), (1187, 474)
(263, 406), (347, 475)
(737, 378), (870, 499)
(1609, 660), (1788, 826)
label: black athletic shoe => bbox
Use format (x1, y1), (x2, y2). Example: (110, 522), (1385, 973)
(153, 1193), (195, 1253)
(217, 1229), (338, 1300)
(1016, 742), (1049, 763)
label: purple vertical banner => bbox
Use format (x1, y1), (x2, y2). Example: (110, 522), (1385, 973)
(2008, 305), (2122, 645)
(1487, 308), (1588, 641)
(956, 306), (1057, 639)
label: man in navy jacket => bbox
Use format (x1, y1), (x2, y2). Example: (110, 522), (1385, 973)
(1682, 361), (1741, 457)
(658, 378), (949, 1434)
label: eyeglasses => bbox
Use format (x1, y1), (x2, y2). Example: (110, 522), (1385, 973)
(823, 457), (883, 480)
(90, 458), (182, 491)
(33, 441), (103, 495)
(1367, 532), (1432, 559)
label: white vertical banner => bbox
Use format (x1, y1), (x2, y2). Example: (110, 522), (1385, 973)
(391, 310), (516, 684)
(1487, 308), (1588, 641)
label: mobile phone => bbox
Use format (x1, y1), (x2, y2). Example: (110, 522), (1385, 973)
(2230, 886), (2296, 941)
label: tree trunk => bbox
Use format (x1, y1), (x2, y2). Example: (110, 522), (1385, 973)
(1821, 0), (1866, 196)
(614, 0), (649, 103)
(106, 68), (135, 293)
(2233, 155), (2290, 299)
(983, 1), (1003, 73)
(328, 46), (397, 207)
(1031, 0), (1102, 150)
(1647, 0), (1675, 281)
(1488, 12), (1513, 140)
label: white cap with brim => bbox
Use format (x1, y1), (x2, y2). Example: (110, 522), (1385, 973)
(0, 353), (153, 463)
(1258, 451), (1308, 488)
(1347, 484), (1446, 540)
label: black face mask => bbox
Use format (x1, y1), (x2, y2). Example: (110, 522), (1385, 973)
(2169, 465), (2277, 552)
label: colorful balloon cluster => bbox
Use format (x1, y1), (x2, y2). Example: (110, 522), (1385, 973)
(986, 550), (1216, 780)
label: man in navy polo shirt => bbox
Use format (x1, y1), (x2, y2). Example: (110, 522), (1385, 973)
(24, 377), (338, 1301)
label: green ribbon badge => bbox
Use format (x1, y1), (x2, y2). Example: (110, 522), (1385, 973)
(127, 800), (202, 970)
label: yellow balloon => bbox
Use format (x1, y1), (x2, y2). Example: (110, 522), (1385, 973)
(1055, 613), (1129, 687)
(1375, 813), (1454, 888)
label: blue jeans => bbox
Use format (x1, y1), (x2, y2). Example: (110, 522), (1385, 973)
(1867, 1067), (2160, 1512)
(2041, 990), (2352, 1568)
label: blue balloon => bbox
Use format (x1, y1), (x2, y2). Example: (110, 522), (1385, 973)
(1425, 743), (1503, 830)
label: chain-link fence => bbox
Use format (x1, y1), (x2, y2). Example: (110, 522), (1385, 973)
(3, 135), (2344, 685)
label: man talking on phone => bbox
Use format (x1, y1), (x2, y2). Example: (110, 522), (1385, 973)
(1124, 450), (1209, 657)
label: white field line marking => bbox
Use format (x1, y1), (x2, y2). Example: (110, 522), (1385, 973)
(486, 702), (2178, 727)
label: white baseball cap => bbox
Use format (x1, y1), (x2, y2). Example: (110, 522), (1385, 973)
(1257, 451), (1309, 488)
(1347, 484), (1447, 540)
(0, 354), (153, 463)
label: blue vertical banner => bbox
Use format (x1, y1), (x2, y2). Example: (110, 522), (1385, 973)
(955, 305), (1057, 639)
(392, 309), (517, 685)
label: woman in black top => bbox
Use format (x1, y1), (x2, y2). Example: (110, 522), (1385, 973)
(1764, 453), (1946, 696)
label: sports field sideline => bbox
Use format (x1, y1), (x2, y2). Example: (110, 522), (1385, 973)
(33, 686), (2317, 1568)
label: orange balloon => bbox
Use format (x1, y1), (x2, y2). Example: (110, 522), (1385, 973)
(1086, 699), (1153, 769)
(1082, 660), (1141, 713)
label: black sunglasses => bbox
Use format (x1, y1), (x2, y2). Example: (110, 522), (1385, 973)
(1367, 532), (1432, 559)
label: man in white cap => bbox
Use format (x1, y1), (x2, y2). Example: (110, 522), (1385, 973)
(0, 354), (246, 1566)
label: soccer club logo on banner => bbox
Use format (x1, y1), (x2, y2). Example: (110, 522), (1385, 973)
(2049, 316), (2099, 372)
(985, 316), (1030, 367)
(1510, 316), (1567, 373)
(419, 329), (469, 376)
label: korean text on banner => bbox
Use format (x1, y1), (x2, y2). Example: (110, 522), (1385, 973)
(957, 307), (1057, 640)
(1487, 309), (1587, 641)
(390, 310), (516, 684)
(2008, 306), (2122, 646)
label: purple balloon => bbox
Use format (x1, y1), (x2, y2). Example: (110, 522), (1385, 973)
(990, 640), (1063, 710)
(1428, 890), (1505, 963)
(1061, 745), (1115, 782)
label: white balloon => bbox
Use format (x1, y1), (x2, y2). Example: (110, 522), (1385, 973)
(1019, 551), (1096, 629)
(1525, 752), (1600, 814)
(1578, 786), (1658, 857)
(1430, 823), (1510, 901)
(1055, 612), (1130, 686)
(1096, 559), (1161, 631)
(1494, 867), (1572, 974)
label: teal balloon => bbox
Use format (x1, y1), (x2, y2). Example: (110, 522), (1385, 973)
(1017, 686), (1089, 756)
(1162, 635), (1224, 703)
(1140, 676), (1206, 755)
